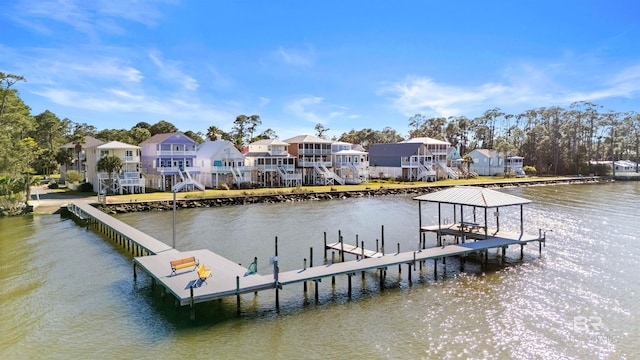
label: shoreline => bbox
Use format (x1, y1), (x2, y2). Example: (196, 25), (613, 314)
(93, 176), (605, 215)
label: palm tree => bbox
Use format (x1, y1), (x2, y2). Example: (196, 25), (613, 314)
(97, 155), (123, 194)
(71, 134), (85, 172)
(462, 154), (474, 178)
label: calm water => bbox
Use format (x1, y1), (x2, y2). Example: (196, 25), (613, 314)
(1, 183), (638, 359)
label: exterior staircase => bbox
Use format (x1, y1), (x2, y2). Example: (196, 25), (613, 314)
(276, 165), (302, 187)
(176, 169), (205, 191)
(314, 164), (345, 185)
(436, 163), (459, 180)
(418, 162), (437, 181)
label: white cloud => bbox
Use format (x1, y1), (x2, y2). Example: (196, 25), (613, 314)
(273, 46), (314, 67)
(258, 97), (271, 107)
(381, 77), (510, 117)
(286, 95), (327, 124)
(149, 51), (199, 91)
(381, 61), (640, 118)
(10, 0), (172, 36)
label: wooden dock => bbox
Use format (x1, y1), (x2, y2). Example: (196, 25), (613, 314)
(68, 202), (173, 255)
(66, 188), (548, 319)
(325, 241), (384, 259)
(134, 249), (275, 306)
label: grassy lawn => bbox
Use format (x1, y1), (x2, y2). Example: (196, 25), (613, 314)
(100, 176), (564, 203)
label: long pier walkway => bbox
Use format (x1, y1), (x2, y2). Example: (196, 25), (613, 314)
(67, 201), (545, 319)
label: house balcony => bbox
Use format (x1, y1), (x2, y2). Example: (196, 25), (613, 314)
(298, 160), (332, 168)
(298, 149), (332, 156)
(156, 150), (197, 156)
(156, 166), (201, 175)
(211, 165), (251, 174)
(95, 155), (140, 163)
(401, 159), (433, 168)
(267, 149), (290, 156)
(256, 164), (296, 172)
(334, 160), (369, 168)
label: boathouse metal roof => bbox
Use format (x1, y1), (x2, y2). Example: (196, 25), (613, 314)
(413, 186), (531, 208)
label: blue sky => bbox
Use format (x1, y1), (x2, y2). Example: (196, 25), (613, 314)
(2, 0), (639, 140)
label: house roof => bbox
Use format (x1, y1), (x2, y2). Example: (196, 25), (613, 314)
(351, 144), (366, 152)
(243, 151), (293, 158)
(283, 135), (332, 144)
(139, 131), (197, 145)
(60, 136), (104, 149)
(95, 141), (140, 149)
(369, 143), (425, 157)
(413, 186), (531, 208)
(249, 139), (290, 146)
(402, 137), (450, 145)
(469, 149), (520, 158)
(197, 140), (239, 158)
(335, 149), (367, 155)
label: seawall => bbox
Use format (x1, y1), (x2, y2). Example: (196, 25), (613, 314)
(95, 176), (604, 215)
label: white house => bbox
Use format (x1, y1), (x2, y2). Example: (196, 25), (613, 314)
(468, 149), (525, 177)
(331, 141), (369, 184)
(244, 139), (301, 187)
(402, 137), (457, 179)
(85, 141), (145, 194)
(196, 140), (250, 188)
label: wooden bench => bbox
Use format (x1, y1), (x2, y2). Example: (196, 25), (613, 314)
(170, 256), (199, 275)
(197, 264), (212, 283)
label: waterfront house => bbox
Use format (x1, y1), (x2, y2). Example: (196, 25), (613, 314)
(402, 137), (457, 179)
(244, 139), (301, 187)
(284, 135), (343, 185)
(85, 141), (145, 194)
(196, 140), (250, 188)
(467, 149), (525, 177)
(368, 142), (437, 181)
(331, 141), (369, 184)
(140, 132), (205, 191)
(59, 135), (104, 183)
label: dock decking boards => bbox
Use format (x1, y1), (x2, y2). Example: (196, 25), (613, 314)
(134, 249), (275, 306)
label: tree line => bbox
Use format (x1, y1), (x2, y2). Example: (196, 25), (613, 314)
(1, 71), (639, 212)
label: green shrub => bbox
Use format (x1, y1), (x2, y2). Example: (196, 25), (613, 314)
(239, 182), (253, 189)
(66, 170), (83, 184)
(48, 181), (59, 189)
(523, 166), (537, 175)
(217, 181), (229, 190)
(77, 182), (94, 192)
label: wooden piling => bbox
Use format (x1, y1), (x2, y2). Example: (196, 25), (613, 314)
(236, 276), (241, 315)
(323, 232), (327, 261)
(314, 280), (319, 302)
(303, 258), (307, 293)
(190, 286), (195, 320)
(397, 243), (401, 272)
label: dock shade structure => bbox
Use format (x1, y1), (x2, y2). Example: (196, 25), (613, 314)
(414, 186), (532, 246)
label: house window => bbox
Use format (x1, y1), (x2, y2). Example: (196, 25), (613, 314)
(125, 150), (133, 157)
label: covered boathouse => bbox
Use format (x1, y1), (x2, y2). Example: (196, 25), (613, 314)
(414, 186), (546, 255)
